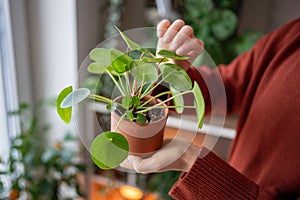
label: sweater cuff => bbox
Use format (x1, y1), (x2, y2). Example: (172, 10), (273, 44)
(169, 147), (259, 199)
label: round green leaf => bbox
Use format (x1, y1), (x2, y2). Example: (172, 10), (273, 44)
(89, 48), (111, 64)
(131, 96), (140, 108)
(126, 111), (134, 121)
(110, 49), (132, 73)
(122, 96), (132, 109)
(88, 62), (109, 74)
(160, 63), (192, 91)
(90, 132), (129, 169)
(56, 86), (73, 124)
(136, 113), (147, 124)
(61, 88), (90, 108)
(192, 82), (205, 128)
(130, 61), (158, 82)
(157, 49), (188, 60)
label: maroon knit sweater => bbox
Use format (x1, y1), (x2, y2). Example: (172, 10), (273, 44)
(169, 19), (300, 199)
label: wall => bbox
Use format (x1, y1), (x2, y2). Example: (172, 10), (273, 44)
(239, 0), (300, 33)
(11, 0), (78, 144)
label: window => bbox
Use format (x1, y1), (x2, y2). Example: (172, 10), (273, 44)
(0, 0), (20, 160)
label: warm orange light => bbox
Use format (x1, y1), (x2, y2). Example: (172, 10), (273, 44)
(119, 185), (143, 200)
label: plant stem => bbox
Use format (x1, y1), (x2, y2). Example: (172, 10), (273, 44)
(118, 74), (129, 96)
(113, 113), (126, 132)
(137, 81), (146, 98)
(140, 74), (164, 99)
(88, 94), (113, 104)
(140, 91), (171, 107)
(106, 70), (125, 96)
(125, 72), (132, 95)
(142, 49), (155, 58)
(132, 79), (138, 96)
(159, 105), (195, 109)
(136, 90), (192, 114)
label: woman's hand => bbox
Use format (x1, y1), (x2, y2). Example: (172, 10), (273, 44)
(120, 138), (200, 174)
(157, 19), (204, 70)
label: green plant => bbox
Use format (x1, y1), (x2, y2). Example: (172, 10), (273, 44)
(183, 0), (263, 65)
(0, 103), (86, 200)
(56, 27), (205, 170)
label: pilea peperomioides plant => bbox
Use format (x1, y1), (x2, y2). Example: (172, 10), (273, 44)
(56, 27), (205, 170)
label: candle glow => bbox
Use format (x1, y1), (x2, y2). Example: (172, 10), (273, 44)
(119, 185), (143, 200)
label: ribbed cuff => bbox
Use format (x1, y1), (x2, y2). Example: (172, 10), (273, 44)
(169, 147), (259, 200)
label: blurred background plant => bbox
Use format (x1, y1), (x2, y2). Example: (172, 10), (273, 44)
(0, 102), (86, 200)
(183, 0), (263, 65)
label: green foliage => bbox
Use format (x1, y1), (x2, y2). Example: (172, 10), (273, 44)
(91, 132), (129, 170)
(146, 171), (181, 200)
(193, 82), (206, 128)
(56, 86), (73, 123)
(0, 103), (86, 199)
(184, 0), (263, 65)
(57, 27), (206, 170)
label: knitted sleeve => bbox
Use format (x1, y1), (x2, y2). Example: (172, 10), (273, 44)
(169, 148), (280, 200)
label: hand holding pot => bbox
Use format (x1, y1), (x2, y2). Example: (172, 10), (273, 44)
(120, 138), (200, 173)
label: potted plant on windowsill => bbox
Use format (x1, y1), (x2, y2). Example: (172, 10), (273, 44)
(56, 27), (205, 170)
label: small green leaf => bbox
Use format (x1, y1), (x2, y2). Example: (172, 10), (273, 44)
(126, 111), (134, 121)
(56, 86), (73, 123)
(192, 82), (205, 128)
(122, 96), (132, 109)
(130, 61), (158, 82)
(157, 49), (188, 60)
(89, 48), (111, 65)
(160, 63), (192, 91)
(90, 132), (129, 169)
(131, 96), (140, 108)
(61, 88), (90, 108)
(136, 114), (147, 124)
(142, 57), (169, 63)
(106, 102), (117, 112)
(88, 62), (110, 74)
(110, 49), (132, 73)
(170, 87), (184, 114)
(114, 26), (141, 50)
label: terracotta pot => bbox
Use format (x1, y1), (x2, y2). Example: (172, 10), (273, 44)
(111, 96), (168, 155)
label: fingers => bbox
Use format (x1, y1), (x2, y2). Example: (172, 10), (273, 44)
(157, 19), (204, 64)
(120, 138), (195, 173)
(162, 19), (185, 43)
(120, 157), (134, 170)
(177, 37), (204, 56)
(157, 19), (171, 37)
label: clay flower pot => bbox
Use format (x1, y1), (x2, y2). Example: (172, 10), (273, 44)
(111, 96), (169, 155)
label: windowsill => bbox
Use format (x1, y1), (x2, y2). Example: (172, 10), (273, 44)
(90, 102), (236, 140)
